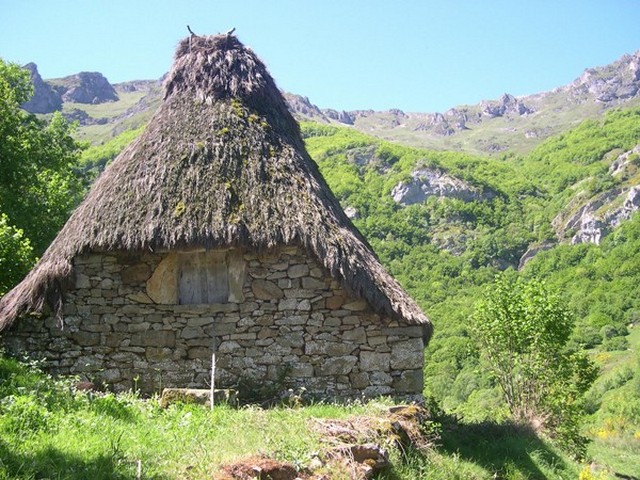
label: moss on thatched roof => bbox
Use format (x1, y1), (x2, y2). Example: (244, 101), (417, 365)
(0, 34), (431, 337)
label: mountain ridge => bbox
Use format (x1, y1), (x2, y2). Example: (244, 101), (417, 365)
(22, 50), (640, 155)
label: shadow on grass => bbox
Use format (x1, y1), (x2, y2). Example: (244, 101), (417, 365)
(0, 439), (168, 480)
(438, 418), (569, 479)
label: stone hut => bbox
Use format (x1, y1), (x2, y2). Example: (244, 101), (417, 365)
(0, 34), (431, 399)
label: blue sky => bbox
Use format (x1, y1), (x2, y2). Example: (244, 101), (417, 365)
(1, 0), (639, 112)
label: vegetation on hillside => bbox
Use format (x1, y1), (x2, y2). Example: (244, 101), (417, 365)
(303, 110), (640, 475)
(0, 59), (83, 293)
(1, 57), (639, 476)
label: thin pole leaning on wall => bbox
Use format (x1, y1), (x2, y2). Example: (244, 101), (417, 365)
(211, 324), (216, 410)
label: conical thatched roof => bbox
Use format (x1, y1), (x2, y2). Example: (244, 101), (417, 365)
(0, 34), (431, 337)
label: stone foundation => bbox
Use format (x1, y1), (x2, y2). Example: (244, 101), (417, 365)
(3, 245), (425, 399)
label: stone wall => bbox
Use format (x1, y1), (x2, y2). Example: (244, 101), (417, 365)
(3, 245), (425, 400)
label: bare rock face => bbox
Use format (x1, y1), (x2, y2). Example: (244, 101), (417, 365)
(59, 72), (119, 104)
(570, 51), (640, 104)
(518, 241), (556, 270)
(324, 108), (354, 124)
(481, 93), (533, 118)
(607, 186), (640, 228)
(571, 213), (606, 245)
(555, 186), (640, 246)
(391, 168), (490, 206)
(609, 145), (640, 176)
(21, 63), (62, 114)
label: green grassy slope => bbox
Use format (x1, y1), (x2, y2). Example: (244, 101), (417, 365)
(0, 354), (586, 480)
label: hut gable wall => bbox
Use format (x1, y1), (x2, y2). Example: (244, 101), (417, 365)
(2, 246), (424, 399)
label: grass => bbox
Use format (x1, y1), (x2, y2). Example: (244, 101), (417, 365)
(61, 91), (147, 120)
(583, 326), (640, 479)
(0, 354), (590, 480)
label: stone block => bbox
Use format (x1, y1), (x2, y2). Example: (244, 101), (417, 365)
(367, 335), (387, 347)
(316, 356), (357, 376)
(266, 271), (287, 280)
(302, 277), (325, 290)
(249, 267), (269, 279)
(324, 317), (341, 327)
(390, 338), (424, 370)
(290, 363), (314, 378)
(181, 326), (203, 339)
(138, 330), (176, 348)
(283, 288), (316, 299)
(128, 322), (150, 333)
(186, 317), (214, 327)
(325, 342), (357, 356)
(393, 369), (424, 393)
(98, 368), (122, 384)
(187, 347), (211, 360)
(342, 327), (366, 342)
(146, 347), (170, 361)
(360, 351), (390, 372)
(127, 292), (154, 304)
(288, 264), (309, 278)
(278, 298), (298, 311)
(275, 314), (307, 326)
(105, 333), (126, 347)
(146, 254), (178, 304)
(83, 324), (111, 333)
(227, 249), (246, 303)
(297, 299), (311, 311)
(206, 322), (236, 336)
(74, 273), (91, 289)
(276, 332), (304, 348)
(217, 340), (240, 354)
(310, 267), (323, 278)
(343, 315), (363, 325)
(70, 331), (100, 346)
(350, 371), (370, 389)
(363, 385), (393, 397)
(121, 263), (151, 284)
(382, 326), (425, 338)
(228, 332), (257, 340)
(343, 299), (368, 311)
(121, 305), (153, 315)
(369, 371), (393, 385)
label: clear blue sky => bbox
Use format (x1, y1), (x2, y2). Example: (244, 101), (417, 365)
(1, 0), (639, 113)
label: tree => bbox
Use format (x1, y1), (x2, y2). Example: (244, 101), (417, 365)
(0, 59), (82, 265)
(0, 214), (34, 296)
(471, 274), (598, 456)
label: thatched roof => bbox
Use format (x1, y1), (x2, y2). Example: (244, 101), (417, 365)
(0, 34), (431, 337)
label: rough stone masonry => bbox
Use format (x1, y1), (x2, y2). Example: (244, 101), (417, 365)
(3, 245), (425, 400)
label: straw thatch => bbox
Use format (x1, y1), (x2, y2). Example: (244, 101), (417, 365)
(0, 34), (431, 337)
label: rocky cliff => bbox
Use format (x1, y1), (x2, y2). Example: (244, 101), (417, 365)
(54, 71), (119, 104)
(391, 168), (492, 206)
(20, 63), (62, 114)
(551, 146), (640, 245)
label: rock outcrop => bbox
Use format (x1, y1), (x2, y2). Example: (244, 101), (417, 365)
(20, 63), (62, 114)
(554, 185), (640, 245)
(569, 51), (640, 104)
(609, 145), (640, 176)
(57, 72), (119, 104)
(481, 93), (533, 118)
(518, 241), (556, 270)
(391, 168), (491, 206)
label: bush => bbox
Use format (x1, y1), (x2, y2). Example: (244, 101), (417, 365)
(471, 275), (598, 457)
(602, 336), (629, 352)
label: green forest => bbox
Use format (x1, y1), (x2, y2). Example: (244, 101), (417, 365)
(1, 58), (640, 478)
